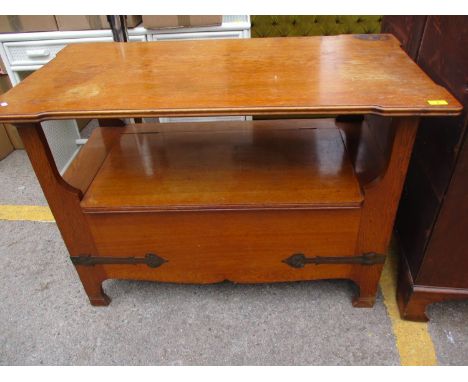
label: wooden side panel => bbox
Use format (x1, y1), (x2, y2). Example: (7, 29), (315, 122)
(381, 16), (427, 59)
(16, 123), (110, 305)
(411, 16), (468, 200)
(412, 116), (466, 201)
(395, 157), (440, 277)
(63, 126), (122, 194)
(338, 116), (392, 186)
(418, 129), (468, 288)
(396, 16), (468, 288)
(416, 16), (468, 102)
(355, 117), (419, 254)
(415, 16), (468, 288)
(349, 117), (419, 306)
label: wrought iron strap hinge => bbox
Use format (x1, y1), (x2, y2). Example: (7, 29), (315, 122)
(282, 252), (386, 268)
(71, 253), (167, 268)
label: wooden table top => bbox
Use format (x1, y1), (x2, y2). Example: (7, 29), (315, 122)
(0, 34), (462, 123)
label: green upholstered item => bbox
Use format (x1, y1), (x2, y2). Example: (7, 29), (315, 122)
(251, 16), (382, 38)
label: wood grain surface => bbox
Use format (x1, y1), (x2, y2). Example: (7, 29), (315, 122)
(0, 35), (461, 122)
(81, 123), (363, 212)
(86, 209), (361, 284)
(17, 123), (110, 305)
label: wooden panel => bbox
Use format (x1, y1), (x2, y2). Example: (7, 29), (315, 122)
(0, 122), (14, 159)
(86, 209), (361, 284)
(411, 115), (466, 200)
(381, 16), (427, 59)
(417, 16), (468, 105)
(67, 118), (335, 196)
(342, 117), (419, 307)
(122, 118), (340, 134)
(81, 123), (363, 211)
(411, 16), (468, 199)
(338, 116), (391, 186)
(415, 16), (468, 289)
(391, 16), (468, 319)
(418, 128), (468, 288)
(398, 254), (468, 322)
(63, 126), (121, 194)
(355, 117), (419, 254)
(0, 35), (461, 123)
(395, 156), (440, 277)
(17, 123), (109, 305)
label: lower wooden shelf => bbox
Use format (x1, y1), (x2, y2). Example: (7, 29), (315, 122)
(81, 120), (363, 212)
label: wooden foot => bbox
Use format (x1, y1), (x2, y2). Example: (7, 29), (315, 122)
(352, 294), (376, 308)
(397, 279), (468, 322)
(75, 266), (111, 306)
(352, 284), (377, 308)
(351, 265), (383, 308)
(84, 280), (111, 307)
(396, 253), (468, 322)
(396, 255), (428, 321)
(89, 291), (111, 307)
(397, 289), (429, 322)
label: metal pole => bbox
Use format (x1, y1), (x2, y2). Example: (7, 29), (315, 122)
(107, 15), (129, 42)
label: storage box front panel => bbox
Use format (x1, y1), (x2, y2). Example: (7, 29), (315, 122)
(86, 208), (361, 283)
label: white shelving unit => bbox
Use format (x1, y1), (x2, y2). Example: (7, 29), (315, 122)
(0, 15), (251, 172)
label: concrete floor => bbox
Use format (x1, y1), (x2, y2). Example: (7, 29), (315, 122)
(0, 150), (467, 365)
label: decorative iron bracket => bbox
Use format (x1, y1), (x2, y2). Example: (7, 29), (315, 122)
(282, 252), (385, 269)
(71, 253), (167, 268)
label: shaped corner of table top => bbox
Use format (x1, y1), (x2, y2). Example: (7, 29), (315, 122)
(0, 34), (463, 123)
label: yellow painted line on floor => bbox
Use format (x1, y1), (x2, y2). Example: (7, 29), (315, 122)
(380, 246), (438, 366)
(0, 204), (55, 222)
